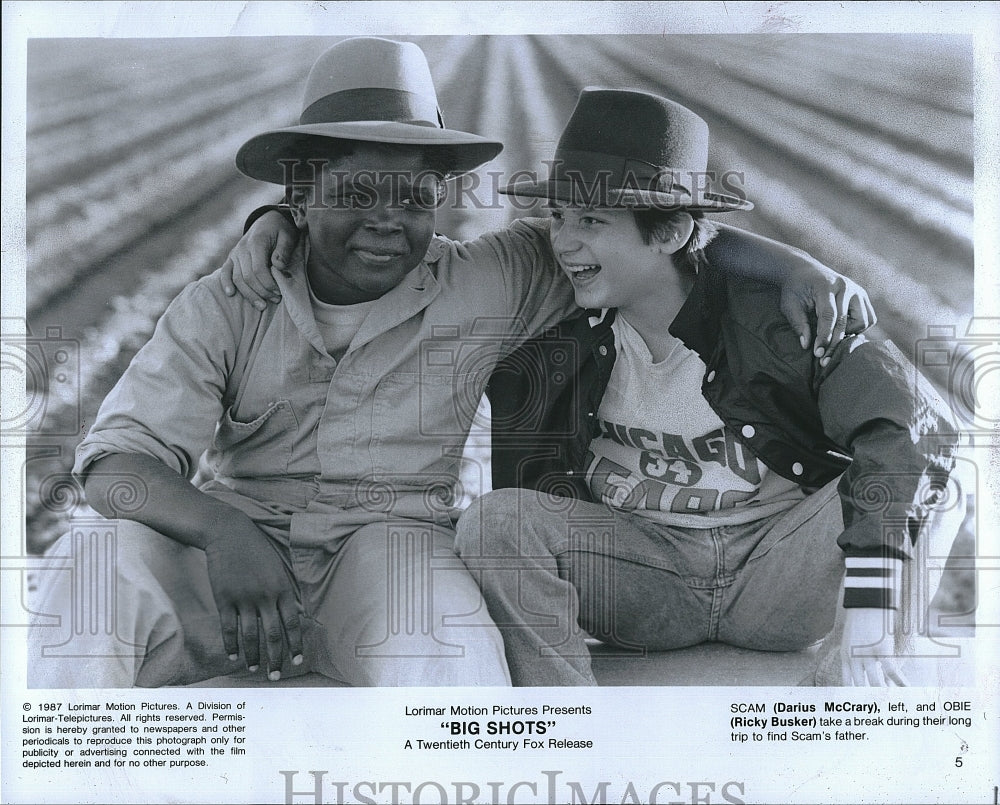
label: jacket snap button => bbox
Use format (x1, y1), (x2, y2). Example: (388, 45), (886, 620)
(706, 370), (716, 382)
(741, 424), (755, 438)
(598, 346), (608, 356)
(792, 462), (804, 476)
(566, 470), (574, 476)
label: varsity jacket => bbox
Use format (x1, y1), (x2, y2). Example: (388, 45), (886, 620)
(487, 262), (959, 609)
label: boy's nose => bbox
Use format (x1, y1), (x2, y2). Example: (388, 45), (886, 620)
(364, 206), (405, 231)
(551, 222), (580, 254)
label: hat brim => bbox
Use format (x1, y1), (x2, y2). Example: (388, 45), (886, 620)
(500, 179), (753, 212)
(237, 122), (504, 184)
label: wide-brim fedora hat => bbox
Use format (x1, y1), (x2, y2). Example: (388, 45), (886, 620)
(236, 37), (503, 184)
(501, 88), (752, 212)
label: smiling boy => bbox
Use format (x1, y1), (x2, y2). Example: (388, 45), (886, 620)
(29, 39), (538, 687)
(455, 88), (963, 687)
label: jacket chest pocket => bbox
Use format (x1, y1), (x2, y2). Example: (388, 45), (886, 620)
(211, 400), (298, 477)
(370, 370), (487, 473)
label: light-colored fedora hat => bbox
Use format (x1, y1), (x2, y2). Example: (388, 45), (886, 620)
(236, 37), (503, 184)
(501, 88), (752, 211)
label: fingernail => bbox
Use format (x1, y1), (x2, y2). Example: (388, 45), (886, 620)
(814, 346), (825, 357)
(248, 665), (259, 673)
(254, 300), (266, 311)
(799, 335), (808, 349)
(228, 654), (239, 662)
(268, 670), (281, 682)
(271, 296), (282, 304)
(820, 356), (831, 367)
(292, 654), (303, 666)
(224, 285), (234, 295)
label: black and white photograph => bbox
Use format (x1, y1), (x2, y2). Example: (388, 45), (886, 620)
(3, 2), (998, 804)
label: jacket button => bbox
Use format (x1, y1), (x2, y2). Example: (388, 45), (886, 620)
(792, 462), (804, 476)
(566, 470), (574, 476)
(598, 346), (608, 356)
(587, 412), (594, 417)
(706, 370), (716, 382)
(741, 424), (755, 439)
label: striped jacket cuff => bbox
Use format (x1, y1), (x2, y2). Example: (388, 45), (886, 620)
(843, 556), (903, 609)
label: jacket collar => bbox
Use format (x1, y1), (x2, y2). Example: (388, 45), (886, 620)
(587, 308), (611, 328)
(580, 266), (722, 361)
(668, 265), (723, 361)
(586, 307), (615, 329)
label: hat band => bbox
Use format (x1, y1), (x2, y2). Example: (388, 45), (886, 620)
(300, 87), (444, 128)
(550, 149), (696, 196)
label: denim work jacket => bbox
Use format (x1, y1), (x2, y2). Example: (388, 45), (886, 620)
(488, 263), (959, 607)
(75, 219), (576, 548)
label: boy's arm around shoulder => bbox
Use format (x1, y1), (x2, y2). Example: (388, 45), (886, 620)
(446, 217), (578, 343)
(707, 224), (877, 359)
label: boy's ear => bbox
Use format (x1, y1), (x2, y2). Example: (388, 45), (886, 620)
(287, 187), (310, 230)
(653, 212), (695, 256)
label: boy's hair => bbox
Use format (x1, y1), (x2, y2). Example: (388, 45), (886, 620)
(632, 208), (719, 274)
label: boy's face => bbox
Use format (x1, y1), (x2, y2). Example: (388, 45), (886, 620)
(547, 202), (673, 312)
(291, 146), (439, 304)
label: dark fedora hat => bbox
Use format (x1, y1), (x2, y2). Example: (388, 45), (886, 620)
(236, 37), (503, 184)
(501, 88), (752, 212)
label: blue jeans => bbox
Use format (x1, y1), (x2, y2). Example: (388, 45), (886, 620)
(454, 481), (845, 686)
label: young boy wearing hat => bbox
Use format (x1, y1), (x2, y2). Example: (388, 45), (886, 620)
(449, 88), (963, 686)
(29, 39), (874, 689)
(29, 38), (527, 687)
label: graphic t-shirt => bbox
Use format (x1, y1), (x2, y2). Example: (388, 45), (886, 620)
(585, 314), (805, 528)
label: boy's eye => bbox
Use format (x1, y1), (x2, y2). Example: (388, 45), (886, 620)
(324, 184), (442, 210)
(398, 188), (440, 209)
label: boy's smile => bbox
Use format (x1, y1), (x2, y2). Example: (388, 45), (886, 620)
(561, 262), (602, 282)
(353, 250), (405, 265)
